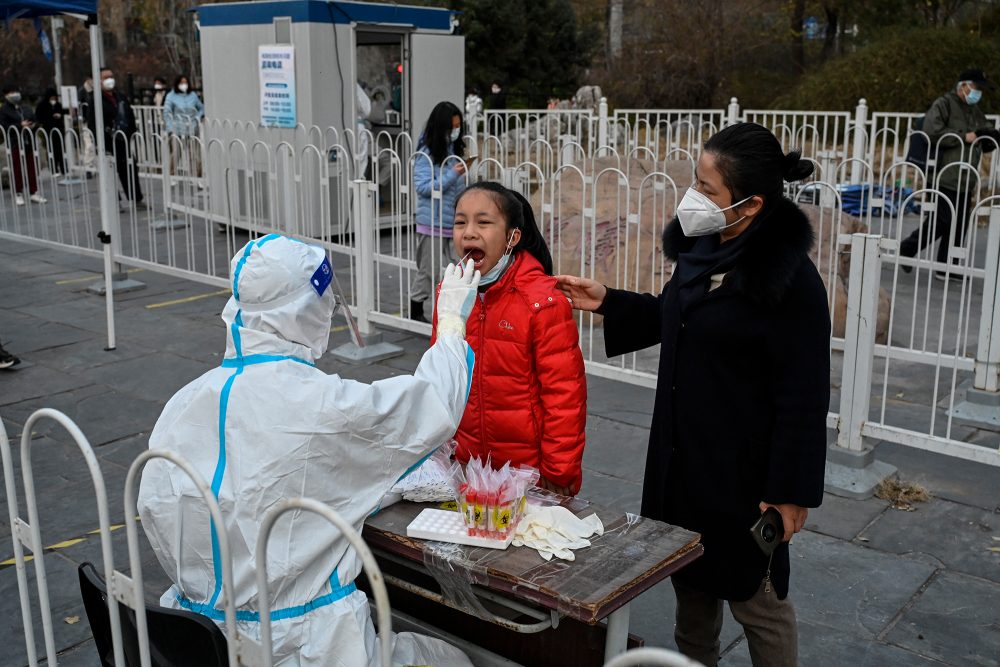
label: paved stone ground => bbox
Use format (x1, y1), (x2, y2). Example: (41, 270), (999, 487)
(1, 237), (998, 667)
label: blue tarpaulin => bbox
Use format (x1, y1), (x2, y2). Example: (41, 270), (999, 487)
(1, 1), (97, 21)
(798, 183), (921, 217)
(835, 184), (919, 217)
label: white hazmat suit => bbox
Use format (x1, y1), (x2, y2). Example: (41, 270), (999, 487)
(138, 234), (479, 666)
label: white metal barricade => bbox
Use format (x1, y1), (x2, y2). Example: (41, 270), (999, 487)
(1, 409), (126, 667)
(122, 448), (249, 667)
(742, 108), (852, 162)
(604, 646), (704, 667)
(0, 126), (103, 258)
(254, 497), (392, 667)
(612, 108), (726, 161)
(837, 212), (1000, 465)
(4, 101), (999, 472)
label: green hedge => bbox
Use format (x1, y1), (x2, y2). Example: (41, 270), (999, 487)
(772, 28), (1000, 114)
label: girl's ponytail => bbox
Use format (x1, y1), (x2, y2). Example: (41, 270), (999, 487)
(507, 189), (553, 275)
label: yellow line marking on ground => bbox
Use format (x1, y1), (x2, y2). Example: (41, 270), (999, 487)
(1, 518), (143, 570)
(1, 555), (33, 566)
(47, 538), (86, 549)
(56, 269), (146, 285)
(87, 524), (124, 535)
(146, 289), (230, 309)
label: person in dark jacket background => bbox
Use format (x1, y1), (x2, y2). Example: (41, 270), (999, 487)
(1, 83), (46, 205)
(901, 69), (997, 277)
(557, 122), (830, 667)
(86, 66), (146, 209)
(35, 87), (66, 175)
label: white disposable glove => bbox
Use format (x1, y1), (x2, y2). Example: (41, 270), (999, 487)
(436, 259), (480, 338)
(513, 506), (604, 561)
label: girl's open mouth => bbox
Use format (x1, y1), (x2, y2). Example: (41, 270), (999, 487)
(466, 248), (486, 268)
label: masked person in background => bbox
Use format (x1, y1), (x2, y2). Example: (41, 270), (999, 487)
(87, 66), (146, 209)
(139, 234), (479, 666)
(409, 101), (466, 323)
(355, 82), (372, 179)
(900, 69), (997, 279)
(163, 74), (205, 178)
(152, 76), (168, 107)
(35, 88), (66, 175)
(78, 78), (96, 176)
(0, 84), (46, 205)
(558, 123), (830, 667)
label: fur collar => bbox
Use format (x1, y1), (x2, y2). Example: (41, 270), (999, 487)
(662, 197), (815, 308)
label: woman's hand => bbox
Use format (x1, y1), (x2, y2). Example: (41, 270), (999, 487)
(453, 161), (467, 175)
(555, 275), (607, 312)
(760, 501), (808, 543)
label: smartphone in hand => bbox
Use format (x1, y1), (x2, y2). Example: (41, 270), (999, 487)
(750, 507), (783, 555)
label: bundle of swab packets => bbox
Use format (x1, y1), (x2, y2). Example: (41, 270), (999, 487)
(450, 456), (539, 541)
(406, 455), (539, 549)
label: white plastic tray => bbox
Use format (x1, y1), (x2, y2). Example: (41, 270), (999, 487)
(406, 508), (515, 549)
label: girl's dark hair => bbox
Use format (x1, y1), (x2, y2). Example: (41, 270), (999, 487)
(173, 74), (190, 93)
(703, 122), (813, 212)
(457, 181), (553, 275)
(419, 100), (465, 165)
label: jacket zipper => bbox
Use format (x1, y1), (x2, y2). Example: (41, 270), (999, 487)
(477, 295), (486, 449)
(764, 551), (774, 594)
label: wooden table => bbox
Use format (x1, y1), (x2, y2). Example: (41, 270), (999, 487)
(363, 492), (702, 663)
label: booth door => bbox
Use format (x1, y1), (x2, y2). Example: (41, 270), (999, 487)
(407, 32), (465, 138)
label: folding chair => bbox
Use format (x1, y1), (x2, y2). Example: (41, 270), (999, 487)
(78, 561), (228, 667)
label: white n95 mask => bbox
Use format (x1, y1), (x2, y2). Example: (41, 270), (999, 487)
(676, 187), (752, 237)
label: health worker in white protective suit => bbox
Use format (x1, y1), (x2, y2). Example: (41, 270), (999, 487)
(138, 234), (480, 667)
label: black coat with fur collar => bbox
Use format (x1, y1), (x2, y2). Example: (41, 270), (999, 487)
(601, 197), (830, 602)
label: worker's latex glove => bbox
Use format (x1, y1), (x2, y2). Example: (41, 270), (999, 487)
(436, 259), (480, 338)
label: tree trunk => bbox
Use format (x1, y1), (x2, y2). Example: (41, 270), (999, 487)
(791, 0), (806, 74)
(607, 0), (624, 62)
(821, 5), (839, 61)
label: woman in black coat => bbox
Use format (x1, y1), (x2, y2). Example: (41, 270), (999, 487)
(557, 123), (830, 667)
(35, 88), (66, 174)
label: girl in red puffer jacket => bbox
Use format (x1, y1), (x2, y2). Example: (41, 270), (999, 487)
(430, 182), (587, 495)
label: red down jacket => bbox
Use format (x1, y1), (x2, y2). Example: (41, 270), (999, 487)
(431, 251), (588, 492)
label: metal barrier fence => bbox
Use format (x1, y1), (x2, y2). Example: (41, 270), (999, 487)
(1, 409), (127, 666)
(0, 410), (394, 667)
(3, 110), (998, 471)
(1, 125), (103, 257)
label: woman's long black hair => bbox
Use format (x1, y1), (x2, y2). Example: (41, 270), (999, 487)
(703, 122), (814, 213)
(456, 181), (553, 275)
(419, 100), (465, 165)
